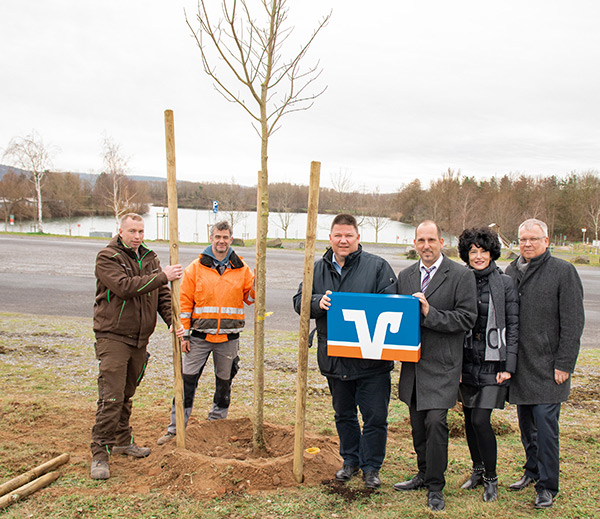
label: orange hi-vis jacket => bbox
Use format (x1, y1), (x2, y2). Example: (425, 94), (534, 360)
(180, 250), (255, 343)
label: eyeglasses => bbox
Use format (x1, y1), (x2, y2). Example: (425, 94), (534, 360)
(518, 237), (545, 244)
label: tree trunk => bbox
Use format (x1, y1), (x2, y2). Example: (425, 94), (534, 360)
(34, 175), (43, 233)
(252, 75), (271, 452)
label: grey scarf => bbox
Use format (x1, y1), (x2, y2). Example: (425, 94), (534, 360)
(473, 262), (507, 361)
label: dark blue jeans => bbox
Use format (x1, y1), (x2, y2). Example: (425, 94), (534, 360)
(327, 372), (391, 473)
(517, 403), (561, 496)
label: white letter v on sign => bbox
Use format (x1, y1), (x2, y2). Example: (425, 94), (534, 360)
(342, 309), (403, 359)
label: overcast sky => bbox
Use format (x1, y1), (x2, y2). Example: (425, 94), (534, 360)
(1, 0), (599, 193)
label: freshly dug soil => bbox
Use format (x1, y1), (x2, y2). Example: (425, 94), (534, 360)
(148, 418), (342, 498)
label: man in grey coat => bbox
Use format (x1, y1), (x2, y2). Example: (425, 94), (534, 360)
(393, 220), (477, 512)
(505, 218), (584, 509)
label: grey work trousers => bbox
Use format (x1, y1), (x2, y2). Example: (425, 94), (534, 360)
(167, 335), (239, 433)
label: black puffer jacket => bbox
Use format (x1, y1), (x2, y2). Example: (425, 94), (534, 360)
(461, 265), (519, 387)
(293, 245), (397, 380)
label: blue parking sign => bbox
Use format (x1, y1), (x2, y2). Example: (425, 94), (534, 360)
(327, 292), (421, 362)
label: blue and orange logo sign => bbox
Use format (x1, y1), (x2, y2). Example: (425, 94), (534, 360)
(327, 292), (421, 362)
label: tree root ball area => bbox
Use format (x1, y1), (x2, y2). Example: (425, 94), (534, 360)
(150, 418), (342, 498)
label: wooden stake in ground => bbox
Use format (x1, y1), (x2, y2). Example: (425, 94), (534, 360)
(0, 453), (69, 498)
(293, 161), (321, 483)
(164, 109), (185, 449)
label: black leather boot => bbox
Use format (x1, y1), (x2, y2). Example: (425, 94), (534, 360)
(483, 476), (498, 502)
(461, 465), (484, 489)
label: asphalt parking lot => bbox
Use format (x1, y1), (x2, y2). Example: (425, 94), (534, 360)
(0, 234), (598, 349)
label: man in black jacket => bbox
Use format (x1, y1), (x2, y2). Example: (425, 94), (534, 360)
(293, 214), (396, 489)
(505, 218), (584, 509)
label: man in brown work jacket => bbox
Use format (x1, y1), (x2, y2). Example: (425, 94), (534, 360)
(90, 213), (183, 480)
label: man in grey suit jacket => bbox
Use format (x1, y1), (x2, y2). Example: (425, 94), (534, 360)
(393, 220), (477, 512)
(505, 219), (584, 509)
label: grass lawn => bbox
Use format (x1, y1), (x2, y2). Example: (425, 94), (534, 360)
(0, 313), (599, 518)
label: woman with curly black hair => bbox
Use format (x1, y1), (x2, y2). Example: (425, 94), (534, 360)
(457, 227), (519, 502)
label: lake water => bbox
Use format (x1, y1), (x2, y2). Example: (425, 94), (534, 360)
(11, 206), (422, 245)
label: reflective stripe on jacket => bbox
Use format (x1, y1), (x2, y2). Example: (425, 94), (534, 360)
(180, 250), (255, 343)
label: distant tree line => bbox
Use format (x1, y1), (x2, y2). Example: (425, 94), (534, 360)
(0, 168), (150, 231)
(2, 165), (599, 242)
(395, 169), (600, 243)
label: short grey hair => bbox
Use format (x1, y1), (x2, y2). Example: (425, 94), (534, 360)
(210, 220), (233, 236)
(119, 213), (143, 227)
(518, 218), (548, 238)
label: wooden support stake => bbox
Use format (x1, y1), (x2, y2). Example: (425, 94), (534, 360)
(0, 453), (69, 498)
(0, 471), (61, 510)
(165, 109), (185, 449)
(253, 171), (267, 451)
(293, 161), (321, 483)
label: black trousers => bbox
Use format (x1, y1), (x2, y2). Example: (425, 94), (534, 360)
(517, 403), (561, 496)
(408, 405), (449, 491)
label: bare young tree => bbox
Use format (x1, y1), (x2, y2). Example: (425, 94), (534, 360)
(329, 168), (353, 212)
(270, 181), (297, 239)
(0, 170), (33, 230)
(363, 189), (391, 243)
(579, 170), (600, 241)
(187, 0), (330, 450)
(218, 176), (248, 230)
(101, 136), (136, 228)
(45, 172), (84, 234)
(2, 130), (54, 232)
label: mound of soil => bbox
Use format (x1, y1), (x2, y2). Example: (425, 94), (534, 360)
(148, 418), (342, 498)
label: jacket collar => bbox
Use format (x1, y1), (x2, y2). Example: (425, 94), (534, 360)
(323, 244), (363, 269)
(512, 248), (551, 284)
(111, 235), (151, 260)
(200, 248), (244, 269)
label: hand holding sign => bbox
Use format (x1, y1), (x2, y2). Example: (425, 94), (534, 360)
(319, 290), (332, 310)
(412, 291), (430, 317)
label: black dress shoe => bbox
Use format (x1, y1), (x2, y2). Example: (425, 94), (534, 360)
(509, 475), (537, 491)
(427, 491), (445, 512)
(482, 476), (498, 502)
(363, 470), (381, 489)
(335, 464), (360, 481)
(534, 489), (554, 509)
(394, 475), (425, 491)
(461, 469), (484, 489)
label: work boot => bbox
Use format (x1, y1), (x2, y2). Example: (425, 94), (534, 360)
(157, 432), (176, 445)
(483, 476), (498, 502)
(90, 460), (110, 480)
(112, 443), (151, 458)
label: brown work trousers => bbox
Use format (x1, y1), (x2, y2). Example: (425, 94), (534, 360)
(90, 338), (148, 461)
